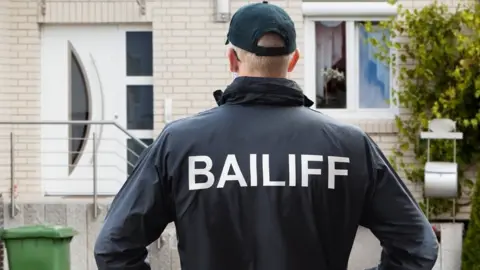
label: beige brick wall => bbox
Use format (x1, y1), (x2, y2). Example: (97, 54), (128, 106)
(0, 0), (10, 196)
(1, 0), (468, 218)
(1, 0), (42, 199)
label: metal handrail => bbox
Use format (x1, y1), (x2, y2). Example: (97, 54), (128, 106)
(5, 135), (143, 164)
(0, 120), (149, 219)
(9, 133), (16, 218)
(0, 120), (148, 148)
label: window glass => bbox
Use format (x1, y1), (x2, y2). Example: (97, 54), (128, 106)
(315, 21), (347, 109)
(69, 50), (90, 174)
(127, 85), (154, 130)
(358, 22), (390, 108)
(126, 31), (153, 76)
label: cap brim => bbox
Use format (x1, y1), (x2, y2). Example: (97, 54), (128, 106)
(225, 39), (229, 45)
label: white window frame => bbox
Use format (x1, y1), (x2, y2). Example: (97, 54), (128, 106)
(122, 25), (155, 140)
(125, 74), (154, 139)
(303, 2), (398, 120)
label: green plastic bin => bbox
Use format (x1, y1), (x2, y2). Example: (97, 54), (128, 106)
(1, 225), (77, 270)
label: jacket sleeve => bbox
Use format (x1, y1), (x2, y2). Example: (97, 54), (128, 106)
(360, 135), (438, 270)
(94, 133), (174, 270)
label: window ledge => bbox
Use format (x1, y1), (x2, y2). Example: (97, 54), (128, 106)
(302, 2), (398, 18)
(318, 111), (398, 133)
(343, 119), (397, 134)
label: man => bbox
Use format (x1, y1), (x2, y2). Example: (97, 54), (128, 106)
(94, 1), (438, 270)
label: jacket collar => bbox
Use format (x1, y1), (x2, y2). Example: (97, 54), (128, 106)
(213, 77), (313, 107)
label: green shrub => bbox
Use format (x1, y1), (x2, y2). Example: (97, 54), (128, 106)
(368, 1), (480, 216)
(462, 172), (480, 269)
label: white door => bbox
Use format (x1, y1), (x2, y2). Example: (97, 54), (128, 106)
(41, 25), (154, 195)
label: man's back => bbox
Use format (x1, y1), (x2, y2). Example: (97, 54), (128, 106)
(94, 77), (438, 270)
(170, 99), (367, 269)
(157, 77), (435, 269)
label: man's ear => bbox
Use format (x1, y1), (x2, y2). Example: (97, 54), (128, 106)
(227, 47), (239, 73)
(288, 49), (300, 72)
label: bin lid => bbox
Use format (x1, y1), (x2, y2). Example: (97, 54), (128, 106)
(1, 225), (77, 240)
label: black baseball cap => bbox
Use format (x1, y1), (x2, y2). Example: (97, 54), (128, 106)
(225, 1), (296, 57)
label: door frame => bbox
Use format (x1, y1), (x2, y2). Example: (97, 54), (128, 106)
(40, 24), (153, 196)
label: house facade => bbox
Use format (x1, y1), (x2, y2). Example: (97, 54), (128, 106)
(0, 0), (471, 210)
(2, 0), (469, 214)
(0, 0), (418, 201)
(0, 0), (470, 269)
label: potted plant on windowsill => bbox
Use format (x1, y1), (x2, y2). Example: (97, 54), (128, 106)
(320, 67), (345, 107)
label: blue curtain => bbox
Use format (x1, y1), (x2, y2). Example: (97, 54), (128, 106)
(358, 24), (390, 109)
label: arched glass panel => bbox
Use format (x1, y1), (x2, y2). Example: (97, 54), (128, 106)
(69, 44), (91, 174)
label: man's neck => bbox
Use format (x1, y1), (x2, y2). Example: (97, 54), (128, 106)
(237, 72), (288, 79)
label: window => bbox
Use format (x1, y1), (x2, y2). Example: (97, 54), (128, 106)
(127, 138), (154, 175)
(315, 22), (347, 109)
(358, 22), (390, 109)
(127, 85), (154, 130)
(126, 31), (153, 76)
(125, 30), (154, 171)
(303, 2), (397, 118)
(68, 42), (91, 175)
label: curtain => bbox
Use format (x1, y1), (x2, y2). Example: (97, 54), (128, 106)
(358, 24), (390, 108)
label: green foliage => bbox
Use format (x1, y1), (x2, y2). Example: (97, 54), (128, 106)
(367, 1), (480, 216)
(462, 172), (480, 270)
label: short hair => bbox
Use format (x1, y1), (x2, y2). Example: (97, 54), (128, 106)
(230, 33), (292, 76)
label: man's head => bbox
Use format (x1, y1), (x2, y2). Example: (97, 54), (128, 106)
(225, 1), (299, 78)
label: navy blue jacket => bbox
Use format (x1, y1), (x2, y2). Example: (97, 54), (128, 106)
(94, 77), (438, 270)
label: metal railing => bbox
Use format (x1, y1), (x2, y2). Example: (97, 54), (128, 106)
(0, 120), (149, 219)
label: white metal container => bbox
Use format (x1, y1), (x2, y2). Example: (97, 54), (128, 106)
(424, 161), (458, 198)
